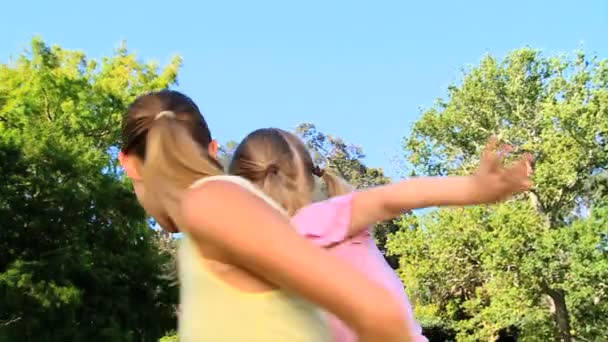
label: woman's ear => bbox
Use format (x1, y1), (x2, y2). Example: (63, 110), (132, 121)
(118, 151), (142, 181)
(208, 139), (219, 160)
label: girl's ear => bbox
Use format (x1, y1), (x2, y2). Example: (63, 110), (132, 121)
(118, 151), (142, 181)
(208, 139), (219, 160)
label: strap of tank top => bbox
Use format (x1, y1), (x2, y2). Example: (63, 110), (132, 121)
(190, 175), (288, 217)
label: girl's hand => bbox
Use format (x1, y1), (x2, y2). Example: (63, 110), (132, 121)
(470, 137), (534, 203)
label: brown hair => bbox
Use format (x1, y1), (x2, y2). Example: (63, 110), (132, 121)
(228, 128), (352, 215)
(121, 90), (224, 229)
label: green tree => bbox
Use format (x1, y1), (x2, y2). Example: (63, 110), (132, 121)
(218, 139), (238, 169)
(0, 38), (180, 341)
(389, 49), (608, 341)
(296, 123), (391, 189)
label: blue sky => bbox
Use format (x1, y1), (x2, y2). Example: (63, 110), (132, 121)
(1, 0), (607, 178)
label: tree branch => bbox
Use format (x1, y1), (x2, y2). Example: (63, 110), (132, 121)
(85, 129), (111, 146)
(41, 87), (53, 121)
(540, 281), (572, 342)
(0, 316), (21, 327)
(563, 124), (592, 150)
(528, 190), (553, 228)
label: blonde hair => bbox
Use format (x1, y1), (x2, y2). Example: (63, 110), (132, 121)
(121, 90), (224, 230)
(228, 128), (353, 215)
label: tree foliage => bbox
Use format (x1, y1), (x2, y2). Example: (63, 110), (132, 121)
(0, 38), (180, 341)
(296, 123), (391, 189)
(218, 139), (238, 169)
(389, 49), (608, 341)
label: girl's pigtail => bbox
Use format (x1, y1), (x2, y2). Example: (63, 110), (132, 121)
(313, 166), (355, 198)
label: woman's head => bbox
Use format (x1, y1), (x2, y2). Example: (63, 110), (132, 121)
(228, 128), (352, 215)
(119, 90), (223, 231)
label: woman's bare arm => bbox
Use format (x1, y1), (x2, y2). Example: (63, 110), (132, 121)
(180, 181), (411, 342)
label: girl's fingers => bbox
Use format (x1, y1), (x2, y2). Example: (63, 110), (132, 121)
(495, 144), (512, 167)
(498, 144), (514, 157)
(481, 137), (499, 171)
(524, 153), (535, 177)
(505, 157), (532, 190)
(486, 140), (535, 193)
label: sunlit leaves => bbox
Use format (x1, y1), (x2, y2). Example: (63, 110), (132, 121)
(0, 38), (180, 341)
(392, 49), (608, 340)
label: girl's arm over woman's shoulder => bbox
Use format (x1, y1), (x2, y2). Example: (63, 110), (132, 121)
(179, 180), (413, 342)
(292, 140), (533, 244)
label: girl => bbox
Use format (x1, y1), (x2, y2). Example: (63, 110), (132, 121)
(117, 90), (413, 341)
(228, 128), (533, 342)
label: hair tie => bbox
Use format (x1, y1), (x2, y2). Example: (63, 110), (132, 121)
(312, 165), (325, 177)
(155, 111), (176, 120)
(266, 164), (279, 177)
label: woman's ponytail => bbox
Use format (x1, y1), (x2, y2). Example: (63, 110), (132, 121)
(141, 115), (224, 228)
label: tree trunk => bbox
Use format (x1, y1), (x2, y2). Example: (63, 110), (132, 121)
(528, 181), (574, 340)
(543, 285), (573, 342)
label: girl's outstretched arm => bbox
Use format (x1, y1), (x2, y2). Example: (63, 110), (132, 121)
(180, 180), (412, 342)
(348, 140), (533, 235)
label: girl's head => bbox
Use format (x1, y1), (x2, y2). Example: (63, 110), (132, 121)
(228, 128), (353, 215)
(118, 90), (223, 231)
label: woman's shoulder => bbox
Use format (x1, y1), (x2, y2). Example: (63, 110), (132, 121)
(190, 174), (252, 189)
(189, 175), (287, 215)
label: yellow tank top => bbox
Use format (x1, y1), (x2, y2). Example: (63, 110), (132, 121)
(178, 175), (331, 342)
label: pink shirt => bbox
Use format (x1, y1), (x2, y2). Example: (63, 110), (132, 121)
(292, 193), (427, 342)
